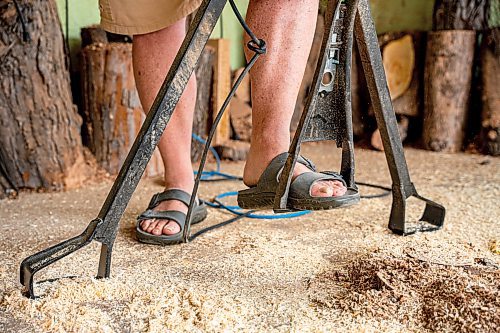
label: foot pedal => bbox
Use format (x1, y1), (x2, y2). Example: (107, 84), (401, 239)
(389, 184), (445, 235)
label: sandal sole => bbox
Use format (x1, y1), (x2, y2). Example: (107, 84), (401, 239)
(288, 191), (360, 210)
(238, 190), (360, 211)
(136, 205), (208, 246)
(237, 191), (277, 210)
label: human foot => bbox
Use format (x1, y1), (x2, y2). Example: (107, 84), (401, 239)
(243, 152), (347, 198)
(136, 189), (208, 245)
(238, 152), (358, 210)
(139, 194), (186, 236)
(138, 187), (198, 236)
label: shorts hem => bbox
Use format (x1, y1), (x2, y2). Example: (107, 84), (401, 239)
(100, 1), (202, 35)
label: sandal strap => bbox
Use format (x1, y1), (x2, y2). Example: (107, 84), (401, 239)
(137, 210), (186, 229)
(299, 155), (316, 172)
(148, 189), (192, 209)
(289, 171), (347, 199)
(256, 153), (317, 192)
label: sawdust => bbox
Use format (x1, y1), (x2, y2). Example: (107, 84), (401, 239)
(2, 278), (246, 332)
(308, 253), (499, 333)
(490, 239), (500, 255)
(0, 145), (498, 332)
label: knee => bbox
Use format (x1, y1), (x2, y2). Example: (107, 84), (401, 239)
(133, 18), (187, 45)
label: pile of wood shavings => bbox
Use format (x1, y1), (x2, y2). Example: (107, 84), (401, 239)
(308, 253), (500, 333)
(1, 277), (247, 332)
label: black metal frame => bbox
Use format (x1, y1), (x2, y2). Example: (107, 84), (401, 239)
(19, 0), (445, 299)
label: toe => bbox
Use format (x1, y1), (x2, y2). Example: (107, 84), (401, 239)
(152, 220), (167, 235)
(140, 220), (151, 231)
(311, 183), (334, 197)
(163, 221), (181, 235)
(145, 220), (158, 233)
(331, 180), (347, 196)
(310, 180), (347, 197)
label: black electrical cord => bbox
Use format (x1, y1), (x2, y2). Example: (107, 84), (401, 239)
(357, 182), (391, 199)
(189, 210), (254, 241)
(183, 0), (390, 241)
(65, 0), (69, 49)
(228, 0), (258, 45)
(189, 180), (390, 241)
(192, 132), (390, 198)
(12, 0), (30, 42)
(182, 0), (266, 241)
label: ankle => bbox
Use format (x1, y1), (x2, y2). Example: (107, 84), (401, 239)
(243, 147), (286, 187)
(163, 172), (194, 192)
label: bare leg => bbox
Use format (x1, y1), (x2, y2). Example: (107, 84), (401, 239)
(243, 0), (346, 197)
(133, 18), (195, 236)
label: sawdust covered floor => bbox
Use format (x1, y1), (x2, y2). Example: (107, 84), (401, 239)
(0, 143), (498, 333)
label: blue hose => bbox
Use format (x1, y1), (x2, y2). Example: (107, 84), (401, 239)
(192, 133), (311, 219)
(204, 191), (311, 219)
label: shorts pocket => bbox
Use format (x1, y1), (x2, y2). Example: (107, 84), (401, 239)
(98, 0), (114, 21)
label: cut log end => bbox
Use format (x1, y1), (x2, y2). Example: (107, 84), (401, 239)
(383, 35), (415, 100)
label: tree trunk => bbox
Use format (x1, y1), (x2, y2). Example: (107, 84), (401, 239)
(81, 43), (164, 177)
(0, 0), (91, 198)
(191, 46), (215, 161)
(80, 25), (108, 48)
(423, 30), (476, 152)
(80, 25), (132, 49)
(433, 0), (491, 31)
(81, 42), (215, 175)
(480, 28), (500, 155)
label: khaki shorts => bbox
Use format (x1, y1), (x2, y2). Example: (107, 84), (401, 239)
(99, 0), (203, 35)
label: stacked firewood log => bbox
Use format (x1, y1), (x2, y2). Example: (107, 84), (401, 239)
(80, 26), (217, 177)
(368, 1), (498, 155)
(423, 0), (496, 153)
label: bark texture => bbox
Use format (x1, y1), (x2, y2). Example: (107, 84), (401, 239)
(0, 0), (89, 198)
(81, 42), (215, 174)
(433, 0), (492, 31)
(480, 28), (500, 155)
(423, 30), (476, 152)
(81, 43), (164, 177)
(191, 46), (215, 161)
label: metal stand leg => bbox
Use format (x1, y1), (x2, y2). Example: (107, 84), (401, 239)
(274, 0), (361, 211)
(354, 0), (445, 234)
(19, 0), (445, 300)
(275, 0), (444, 235)
(19, 0), (227, 298)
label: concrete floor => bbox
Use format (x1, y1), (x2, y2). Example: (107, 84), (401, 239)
(0, 143), (498, 332)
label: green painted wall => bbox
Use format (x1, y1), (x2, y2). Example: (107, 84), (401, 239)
(56, 0), (100, 58)
(57, 0), (439, 69)
(210, 0), (249, 68)
(370, 0), (435, 33)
